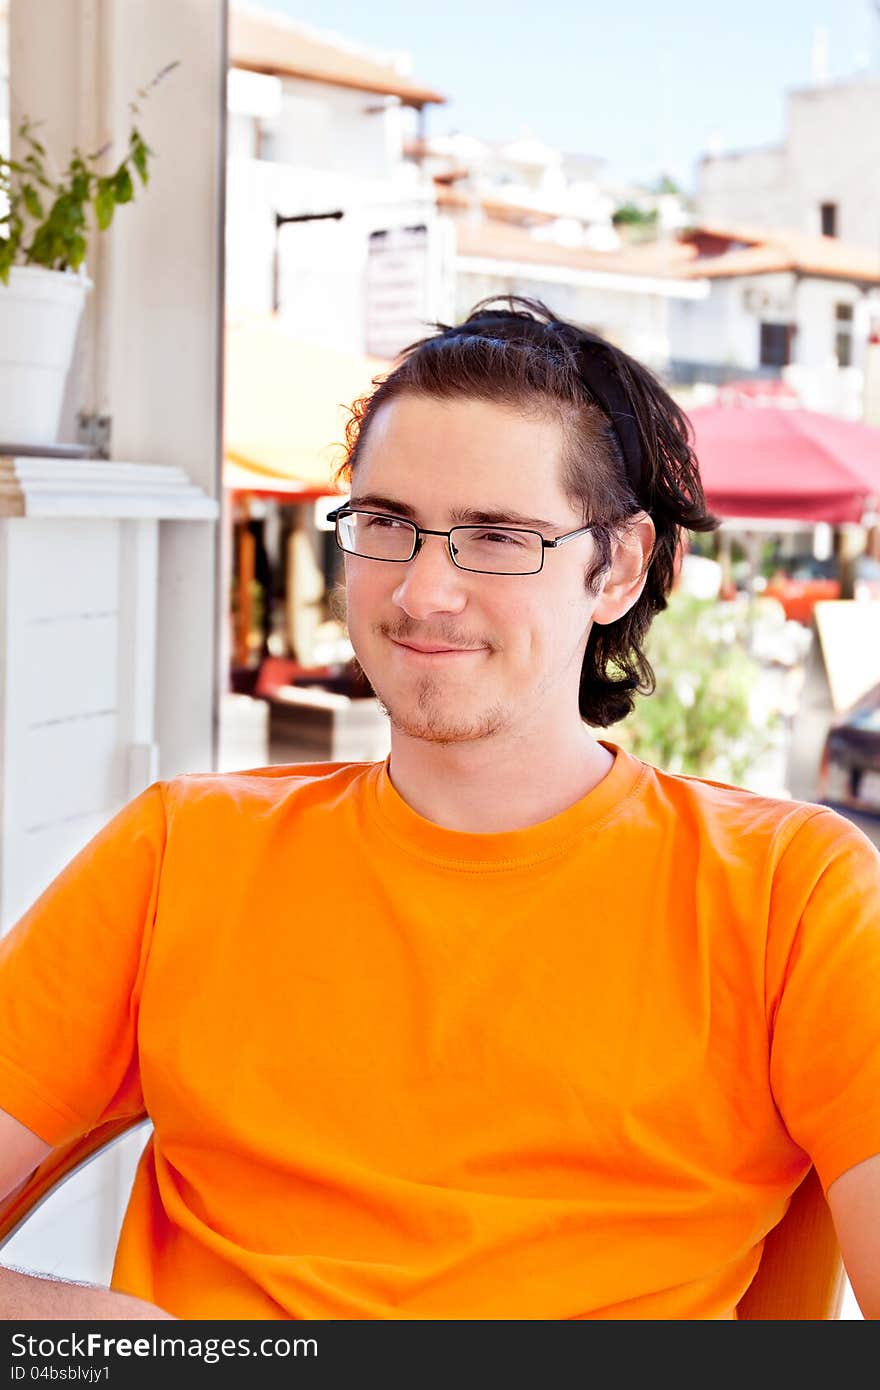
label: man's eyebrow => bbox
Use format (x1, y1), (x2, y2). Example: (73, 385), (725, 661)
(348, 492), (559, 532)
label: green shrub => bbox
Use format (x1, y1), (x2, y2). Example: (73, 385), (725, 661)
(614, 592), (782, 785)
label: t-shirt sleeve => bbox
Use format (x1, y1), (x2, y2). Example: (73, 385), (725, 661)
(0, 782), (167, 1146)
(767, 806), (880, 1192)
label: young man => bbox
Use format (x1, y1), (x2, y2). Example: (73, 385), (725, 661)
(0, 298), (878, 1321)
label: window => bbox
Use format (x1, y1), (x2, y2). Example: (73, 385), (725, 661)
(835, 302), (854, 368)
(759, 322), (793, 368)
(820, 202), (837, 237)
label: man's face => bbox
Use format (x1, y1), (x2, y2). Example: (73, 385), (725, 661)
(342, 393), (614, 748)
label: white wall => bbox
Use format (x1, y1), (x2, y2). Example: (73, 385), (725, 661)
(455, 269), (674, 371)
(784, 278), (880, 416)
(667, 271), (880, 394)
(0, 0), (7, 158)
(786, 75), (880, 246)
(697, 146), (794, 229)
(9, 0), (227, 783)
(270, 78), (402, 183)
(793, 278), (866, 369)
(669, 278), (762, 371)
(697, 74), (880, 250)
(226, 154), (447, 353)
(224, 61), (455, 357)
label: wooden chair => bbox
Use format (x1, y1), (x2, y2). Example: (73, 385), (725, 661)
(0, 1116), (846, 1319)
(736, 1166), (847, 1320)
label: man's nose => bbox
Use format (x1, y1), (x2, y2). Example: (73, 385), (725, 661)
(391, 533), (468, 618)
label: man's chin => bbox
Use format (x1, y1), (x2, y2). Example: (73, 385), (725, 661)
(376, 694), (507, 745)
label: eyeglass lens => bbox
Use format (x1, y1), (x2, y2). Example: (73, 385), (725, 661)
(337, 512), (544, 574)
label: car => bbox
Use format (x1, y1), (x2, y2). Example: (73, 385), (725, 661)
(816, 680), (880, 819)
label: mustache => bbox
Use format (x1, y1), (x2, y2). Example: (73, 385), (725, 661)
(378, 622), (498, 651)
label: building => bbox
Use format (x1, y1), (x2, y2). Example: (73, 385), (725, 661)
(227, 3), (454, 355)
(408, 133), (704, 370)
(666, 222), (880, 418)
(696, 71), (880, 257)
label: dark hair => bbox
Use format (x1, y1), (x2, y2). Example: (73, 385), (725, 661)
(335, 295), (718, 727)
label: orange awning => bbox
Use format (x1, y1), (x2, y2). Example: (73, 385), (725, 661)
(223, 314), (391, 498)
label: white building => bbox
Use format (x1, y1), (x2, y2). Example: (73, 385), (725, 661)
(445, 211), (706, 373)
(407, 133), (705, 370)
(696, 71), (880, 252)
(666, 223), (880, 418)
(226, 3), (455, 358)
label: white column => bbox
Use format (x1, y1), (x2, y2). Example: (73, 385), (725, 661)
(9, 0), (227, 779)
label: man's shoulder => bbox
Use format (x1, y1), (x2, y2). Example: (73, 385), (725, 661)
(611, 739), (850, 845)
(623, 746), (867, 860)
(159, 758), (380, 817)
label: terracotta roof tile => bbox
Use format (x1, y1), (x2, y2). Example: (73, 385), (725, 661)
(436, 186), (559, 226)
(229, 7), (446, 108)
(680, 222), (880, 284)
(452, 216), (697, 278)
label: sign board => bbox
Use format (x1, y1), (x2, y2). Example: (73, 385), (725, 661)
(365, 224), (432, 360)
(813, 599), (880, 713)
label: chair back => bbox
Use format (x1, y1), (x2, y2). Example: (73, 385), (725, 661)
(0, 1110), (149, 1249)
(736, 1167), (846, 1319)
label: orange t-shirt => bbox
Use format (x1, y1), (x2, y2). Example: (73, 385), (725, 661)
(0, 742), (879, 1320)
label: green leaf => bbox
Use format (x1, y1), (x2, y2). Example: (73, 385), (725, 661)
(22, 184), (44, 220)
(67, 233), (87, 269)
(95, 184), (116, 230)
(27, 224), (58, 268)
(0, 66), (175, 272)
(113, 165), (133, 204)
(130, 132), (149, 186)
(45, 192), (69, 227)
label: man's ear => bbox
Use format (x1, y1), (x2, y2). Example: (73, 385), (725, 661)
(591, 513), (656, 626)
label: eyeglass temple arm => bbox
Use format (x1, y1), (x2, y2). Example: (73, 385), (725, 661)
(542, 524), (596, 550)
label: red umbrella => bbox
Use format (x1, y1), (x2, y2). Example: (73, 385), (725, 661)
(686, 405), (880, 524)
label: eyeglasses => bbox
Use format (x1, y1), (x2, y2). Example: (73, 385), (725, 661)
(326, 505), (598, 576)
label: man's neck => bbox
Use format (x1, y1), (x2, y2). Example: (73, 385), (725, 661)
(385, 729), (615, 834)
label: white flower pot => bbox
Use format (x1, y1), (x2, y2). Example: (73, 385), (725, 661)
(0, 265), (93, 446)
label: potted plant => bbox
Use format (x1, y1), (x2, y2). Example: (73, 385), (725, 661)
(0, 61), (178, 448)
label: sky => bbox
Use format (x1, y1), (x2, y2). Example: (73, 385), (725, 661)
(264, 0), (879, 191)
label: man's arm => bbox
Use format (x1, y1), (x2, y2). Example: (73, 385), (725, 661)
(827, 1152), (880, 1320)
(0, 1107), (175, 1320)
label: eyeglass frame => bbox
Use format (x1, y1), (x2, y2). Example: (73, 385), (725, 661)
(325, 504), (599, 576)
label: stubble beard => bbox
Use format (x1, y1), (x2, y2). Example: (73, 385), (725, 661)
(353, 624), (508, 746)
(372, 673), (509, 746)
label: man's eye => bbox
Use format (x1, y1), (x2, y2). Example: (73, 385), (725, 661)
(365, 514), (406, 530)
(476, 529), (525, 546)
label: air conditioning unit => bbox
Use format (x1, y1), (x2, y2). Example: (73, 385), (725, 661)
(743, 287), (792, 317)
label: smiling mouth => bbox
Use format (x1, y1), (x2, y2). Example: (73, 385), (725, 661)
(391, 640), (485, 656)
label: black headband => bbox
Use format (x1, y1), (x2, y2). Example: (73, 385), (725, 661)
(573, 333), (644, 498)
(447, 319), (644, 498)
